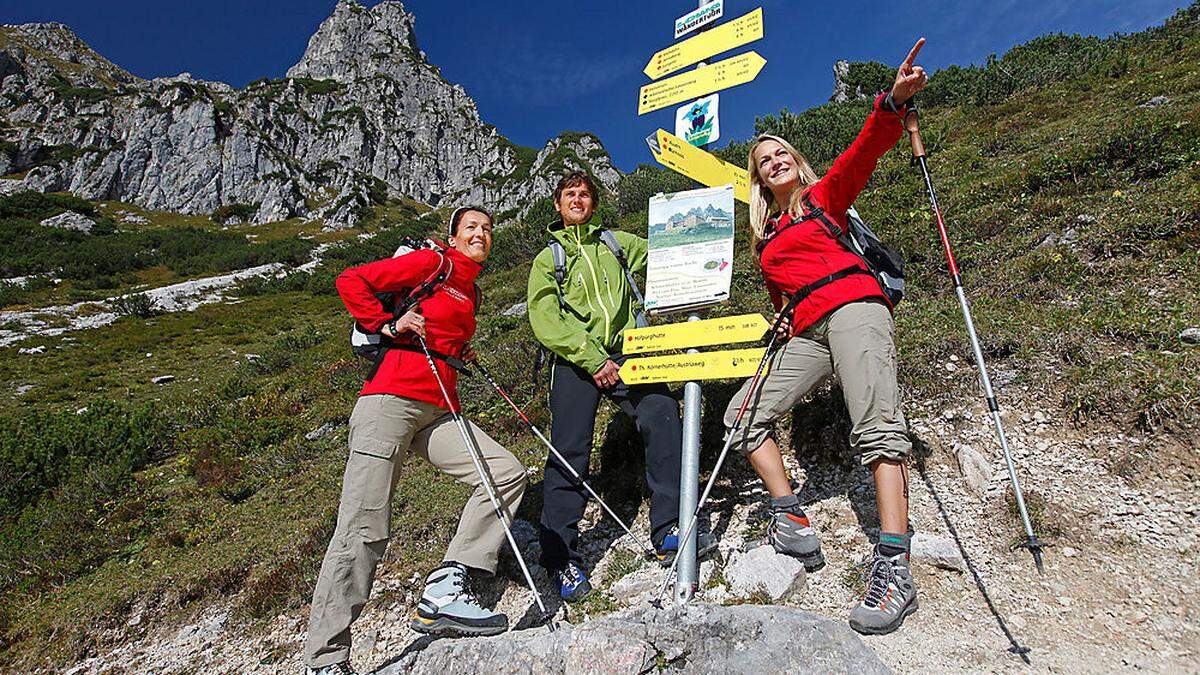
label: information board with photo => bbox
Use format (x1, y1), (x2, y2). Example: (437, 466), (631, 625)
(645, 184), (735, 315)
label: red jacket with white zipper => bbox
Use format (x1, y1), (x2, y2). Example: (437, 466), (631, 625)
(335, 246), (480, 410)
(757, 93), (905, 335)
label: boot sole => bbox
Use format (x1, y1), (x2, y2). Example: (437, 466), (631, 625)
(798, 549), (826, 573)
(409, 615), (507, 637)
(772, 546), (826, 572)
(849, 598), (919, 636)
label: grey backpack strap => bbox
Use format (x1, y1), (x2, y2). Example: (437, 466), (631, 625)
(597, 229), (648, 328)
(547, 240), (567, 307)
(548, 240), (567, 286)
(536, 240), (570, 387)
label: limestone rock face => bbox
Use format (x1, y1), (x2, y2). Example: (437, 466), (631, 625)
(525, 132), (622, 201)
(831, 60), (854, 103)
(287, 0), (423, 82)
(0, 1), (619, 228)
(378, 604), (891, 674)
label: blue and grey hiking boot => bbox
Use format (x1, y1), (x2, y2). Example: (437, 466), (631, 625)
(557, 561), (592, 603)
(307, 662), (357, 675)
(410, 562), (507, 637)
(848, 550), (919, 635)
(768, 507), (825, 572)
(655, 525), (718, 567)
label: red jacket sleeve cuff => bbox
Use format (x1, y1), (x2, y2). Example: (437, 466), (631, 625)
(359, 316), (388, 333)
(876, 91), (910, 117)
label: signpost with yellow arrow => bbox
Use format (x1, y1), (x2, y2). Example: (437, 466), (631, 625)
(646, 7), (763, 80)
(635, 2), (770, 607)
(620, 347), (766, 385)
(638, 51), (766, 115)
(623, 312), (769, 353)
(652, 129), (750, 203)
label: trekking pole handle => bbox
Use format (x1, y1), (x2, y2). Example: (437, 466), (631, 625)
(903, 107), (925, 159)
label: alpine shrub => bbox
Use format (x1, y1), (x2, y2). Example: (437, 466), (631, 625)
(210, 203), (259, 224)
(0, 401), (173, 514)
(615, 165), (696, 216)
(110, 292), (162, 318)
(0, 192), (95, 220)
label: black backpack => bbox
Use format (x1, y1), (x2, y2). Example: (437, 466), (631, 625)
(803, 196), (905, 307)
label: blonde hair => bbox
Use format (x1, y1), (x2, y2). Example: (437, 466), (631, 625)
(747, 135), (820, 249)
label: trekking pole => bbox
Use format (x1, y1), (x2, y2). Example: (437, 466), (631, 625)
(903, 102), (1045, 574)
(652, 307), (795, 606)
(473, 360), (659, 559)
(415, 337), (556, 626)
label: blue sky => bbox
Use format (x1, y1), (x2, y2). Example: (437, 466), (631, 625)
(4, 0), (1190, 172)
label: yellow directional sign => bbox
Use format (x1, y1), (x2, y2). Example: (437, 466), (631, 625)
(645, 7), (764, 80)
(638, 51), (766, 115)
(620, 348), (766, 385)
(652, 129), (750, 203)
(623, 313), (769, 354)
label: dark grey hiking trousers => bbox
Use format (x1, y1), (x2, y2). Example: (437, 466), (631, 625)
(539, 356), (682, 571)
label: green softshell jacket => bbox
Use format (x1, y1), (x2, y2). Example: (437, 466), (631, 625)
(527, 219), (648, 374)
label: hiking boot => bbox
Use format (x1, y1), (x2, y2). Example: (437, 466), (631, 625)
(767, 508), (825, 572)
(656, 525), (718, 567)
(557, 561), (592, 603)
(848, 550), (919, 636)
(307, 662), (357, 675)
(410, 563), (508, 637)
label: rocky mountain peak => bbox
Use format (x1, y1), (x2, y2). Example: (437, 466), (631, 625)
(287, 0), (425, 82)
(0, 1), (620, 228)
(0, 22), (136, 88)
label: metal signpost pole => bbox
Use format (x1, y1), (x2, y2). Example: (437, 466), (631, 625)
(674, 312), (702, 603)
(673, 0), (716, 606)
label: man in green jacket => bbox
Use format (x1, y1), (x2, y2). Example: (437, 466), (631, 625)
(528, 171), (708, 603)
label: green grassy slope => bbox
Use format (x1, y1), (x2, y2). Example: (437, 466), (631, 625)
(1, 5), (1198, 669)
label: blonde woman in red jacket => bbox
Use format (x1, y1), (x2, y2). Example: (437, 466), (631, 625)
(724, 39), (928, 636)
(305, 208), (525, 675)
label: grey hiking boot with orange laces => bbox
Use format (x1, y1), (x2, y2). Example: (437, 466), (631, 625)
(849, 550), (918, 635)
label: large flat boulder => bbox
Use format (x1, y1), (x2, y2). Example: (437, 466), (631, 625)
(39, 210), (95, 233)
(375, 603), (889, 674)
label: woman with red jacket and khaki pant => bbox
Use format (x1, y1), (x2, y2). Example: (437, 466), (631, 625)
(304, 208), (526, 675)
(723, 39), (928, 636)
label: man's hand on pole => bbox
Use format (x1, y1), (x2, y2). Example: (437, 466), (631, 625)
(592, 359), (621, 389)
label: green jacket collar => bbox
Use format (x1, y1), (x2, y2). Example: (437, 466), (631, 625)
(548, 218), (602, 249)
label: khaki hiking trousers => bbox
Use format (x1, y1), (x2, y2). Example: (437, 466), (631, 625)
(724, 301), (911, 466)
(305, 394), (527, 668)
